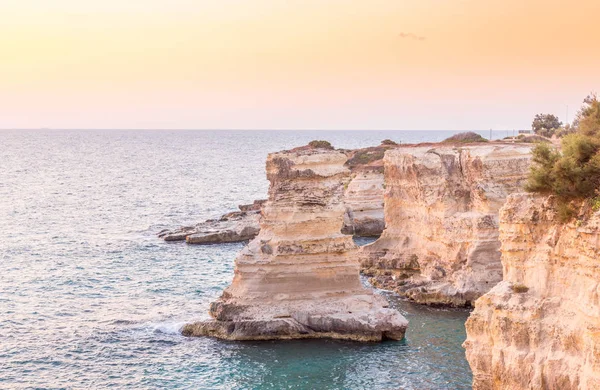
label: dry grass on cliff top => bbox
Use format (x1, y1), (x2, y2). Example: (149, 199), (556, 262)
(345, 145), (395, 170)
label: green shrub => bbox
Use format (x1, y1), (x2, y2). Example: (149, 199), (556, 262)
(308, 140), (334, 150)
(592, 196), (600, 212)
(556, 124), (577, 138)
(381, 139), (398, 146)
(526, 93), (600, 222)
(443, 132), (488, 143)
(525, 143), (561, 194)
(512, 283), (529, 293)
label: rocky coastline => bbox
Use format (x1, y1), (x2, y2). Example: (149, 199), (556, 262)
(161, 142), (535, 308)
(166, 137), (600, 387)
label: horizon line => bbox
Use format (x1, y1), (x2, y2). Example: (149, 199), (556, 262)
(0, 128), (521, 132)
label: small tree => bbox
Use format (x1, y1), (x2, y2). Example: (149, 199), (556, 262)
(576, 93), (600, 137)
(532, 114), (562, 137)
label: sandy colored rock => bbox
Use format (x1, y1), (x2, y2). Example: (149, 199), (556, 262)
(342, 169), (385, 237)
(359, 144), (532, 306)
(183, 147), (408, 341)
(340, 145), (391, 236)
(237, 199), (267, 212)
(464, 194), (600, 390)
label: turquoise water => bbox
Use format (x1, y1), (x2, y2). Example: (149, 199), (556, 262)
(0, 130), (476, 389)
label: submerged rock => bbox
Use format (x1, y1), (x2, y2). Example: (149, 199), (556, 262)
(464, 194), (600, 389)
(183, 146), (408, 341)
(358, 144), (532, 306)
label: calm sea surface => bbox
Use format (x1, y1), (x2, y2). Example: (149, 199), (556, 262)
(0, 130), (497, 389)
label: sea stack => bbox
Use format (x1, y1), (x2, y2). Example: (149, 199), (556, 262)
(464, 194), (600, 389)
(182, 145), (408, 341)
(360, 144), (532, 306)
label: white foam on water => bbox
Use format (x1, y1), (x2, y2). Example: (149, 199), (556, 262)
(149, 321), (186, 335)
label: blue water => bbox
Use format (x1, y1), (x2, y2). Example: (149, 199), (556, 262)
(0, 130), (480, 389)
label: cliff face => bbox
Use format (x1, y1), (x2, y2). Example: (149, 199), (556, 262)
(340, 145), (395, 237)
(342, 168), (385, 236)
(464, 194), (600, 390)
(360, 144), (532, 306)
(183, 147), (408, 341)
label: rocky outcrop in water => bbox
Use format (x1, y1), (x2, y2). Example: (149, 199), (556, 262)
(182, 146), (408, 341)
(464, 194), (600, 390)
(158, 201), (264, 244)
(359, 144), (532, 306)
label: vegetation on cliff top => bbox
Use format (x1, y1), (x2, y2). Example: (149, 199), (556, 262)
(443, 132), (488, 143)
(526, 93), (600, 221)
(308, 140), (334, 150)
(346, 147), (387, 168)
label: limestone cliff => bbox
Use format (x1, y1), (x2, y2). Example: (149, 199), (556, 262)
(183, 147), (408, 341)
(360, 144), (532, 306)
(464, 194), (600, 390)
(342, 168), (385, 237)
(340, 145), (393, 236)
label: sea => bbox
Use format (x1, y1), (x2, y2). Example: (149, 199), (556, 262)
(0, 130), (503, 389)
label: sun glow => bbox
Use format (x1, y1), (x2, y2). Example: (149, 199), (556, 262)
(1, 0), (599, 129)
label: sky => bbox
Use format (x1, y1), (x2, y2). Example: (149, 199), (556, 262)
(1, 0), (599, 130)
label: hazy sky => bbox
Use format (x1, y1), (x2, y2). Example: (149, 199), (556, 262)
(1, 0), (598, 130)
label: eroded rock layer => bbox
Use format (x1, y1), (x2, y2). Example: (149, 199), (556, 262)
(360, 144), (532, 306)
(183, 147), (408, 341)
(342, 168), (385, 236)
(464, 194), (600, 390)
